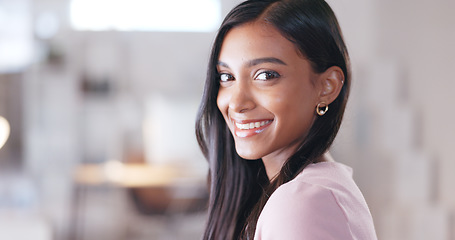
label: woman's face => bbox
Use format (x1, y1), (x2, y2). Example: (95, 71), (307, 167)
(217, 21), (322, 162)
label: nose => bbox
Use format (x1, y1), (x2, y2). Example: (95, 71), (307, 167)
(228, 81), (255, 113)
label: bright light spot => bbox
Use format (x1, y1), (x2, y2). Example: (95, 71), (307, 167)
(0, 116), (10, 150)
(70, 0), (221, 32)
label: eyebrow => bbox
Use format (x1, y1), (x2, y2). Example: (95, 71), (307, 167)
(217, 57), (287, 69)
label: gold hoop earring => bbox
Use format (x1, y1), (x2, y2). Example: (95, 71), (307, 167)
(316, 102), (328, 116)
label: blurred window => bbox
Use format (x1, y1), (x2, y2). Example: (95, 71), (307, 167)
(70, 0), (221, 32)
(0, 0), (32, 73)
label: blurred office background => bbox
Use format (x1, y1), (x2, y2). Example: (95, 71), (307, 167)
(0, 0), (454, 239)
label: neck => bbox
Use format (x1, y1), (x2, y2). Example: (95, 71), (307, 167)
(263, 151), (335, 180)
(263, 158), (282, 180)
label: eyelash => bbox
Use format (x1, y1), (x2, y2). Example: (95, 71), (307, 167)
(218, 70), (281, 82)
(254, 70), (281, 81)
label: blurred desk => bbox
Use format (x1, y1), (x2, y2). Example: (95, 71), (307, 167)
(70, 162), (208, 240)
(74, 161), (206, 187)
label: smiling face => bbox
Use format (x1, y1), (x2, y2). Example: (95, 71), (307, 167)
(216, 21), (323, 168)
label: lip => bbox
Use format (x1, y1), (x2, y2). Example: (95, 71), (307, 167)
(231, 118), (273, 138)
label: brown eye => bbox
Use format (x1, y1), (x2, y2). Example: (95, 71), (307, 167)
(219, 73), (235, 82)
(255, 71), (280, 81)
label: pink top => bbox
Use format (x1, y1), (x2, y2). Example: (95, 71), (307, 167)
(254, 162), (377, 240)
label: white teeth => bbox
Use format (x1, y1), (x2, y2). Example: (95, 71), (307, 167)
(235, 120), (271, 130)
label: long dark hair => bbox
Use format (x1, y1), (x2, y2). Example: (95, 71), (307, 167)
(195, 0), (350, 239)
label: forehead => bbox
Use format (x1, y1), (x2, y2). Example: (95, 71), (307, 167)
(219, 21), (303, 63)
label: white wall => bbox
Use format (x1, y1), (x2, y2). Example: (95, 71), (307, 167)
(329, 0), (455, 239)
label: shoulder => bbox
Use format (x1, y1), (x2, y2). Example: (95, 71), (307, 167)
(254, 162), (377, 240)
(255, 180), (353, 240)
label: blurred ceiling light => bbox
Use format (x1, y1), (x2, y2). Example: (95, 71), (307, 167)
(0, 116), (10, 150)
(70, 0), (221, 32)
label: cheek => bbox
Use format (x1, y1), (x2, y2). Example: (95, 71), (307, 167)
(216, 89), (228, 115)
(261, 88), (308, 112)
(266, 85), (317, 121)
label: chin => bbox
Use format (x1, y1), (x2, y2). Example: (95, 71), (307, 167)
(235, 147), (264, 160)
(239, 155), (260, 160)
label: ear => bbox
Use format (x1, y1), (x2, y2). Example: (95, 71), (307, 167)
(317, 66), (344, 105)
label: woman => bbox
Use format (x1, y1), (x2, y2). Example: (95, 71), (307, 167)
(196, 0), (377, 239)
